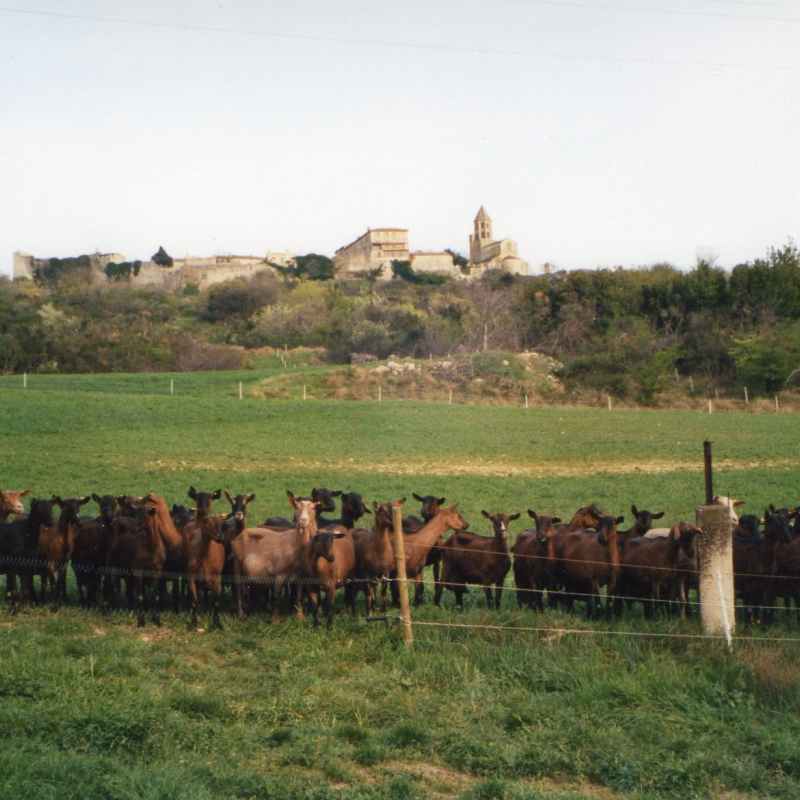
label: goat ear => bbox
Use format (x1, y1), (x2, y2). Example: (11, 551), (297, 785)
(652, 511), (665, 519)
(220, 512), (233, 521)
(770, 503), (776, 513)
(287, 490), (297, 506)
(333, 532), (346, 539)
(396, 497), (406, 507)
(412, 493), (424, 502)
(631, 505), (639, 516)
(245, 493), (256, 504)
(79, 497), (91, 506)
(188, 487), (197, 500)
(734, 500), (746, 507)
(481, 510), (491, 520)
(438, 497), (446, 506)
(331, 490), (342, 498)
(616, 515), (625, 524)
(224, 490), (233, 504)
(552, 516), (562, 524)
(212, 489), (222, 500)
(363, 504), (372, 515)
(527, 509), (537, 519)
(92, 493), (101, 504)
(20, 489), (30, 498)
(52, 495), (63, 507)
(509, 513), (521, 521)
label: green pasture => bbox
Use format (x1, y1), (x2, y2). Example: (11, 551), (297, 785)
(1, 369), (798, 523)
(2, 371), (800, 800)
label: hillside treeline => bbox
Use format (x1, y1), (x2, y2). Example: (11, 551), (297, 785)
(2, 241), (799, 404)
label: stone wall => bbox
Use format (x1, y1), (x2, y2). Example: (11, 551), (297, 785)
(410, 251), (459, 276)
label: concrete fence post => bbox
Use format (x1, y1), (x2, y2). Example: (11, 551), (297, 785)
(695, 504), (735, 645)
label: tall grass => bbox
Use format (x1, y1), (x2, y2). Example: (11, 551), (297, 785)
(1, 371), (800, 799)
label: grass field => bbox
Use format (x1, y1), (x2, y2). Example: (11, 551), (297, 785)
(2, 370), (800, 800)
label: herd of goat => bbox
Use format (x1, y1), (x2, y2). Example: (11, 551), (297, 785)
(0, 486), (798, 629)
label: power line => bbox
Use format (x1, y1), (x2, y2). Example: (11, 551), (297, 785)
(0, 5), (797, 72)
(509, 0), (800, 22)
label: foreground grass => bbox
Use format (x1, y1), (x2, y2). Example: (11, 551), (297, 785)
(3, 602), (800, 800)
(2, 371), (800, 798)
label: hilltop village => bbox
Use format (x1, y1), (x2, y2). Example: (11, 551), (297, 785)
(13, 208), (529, 290)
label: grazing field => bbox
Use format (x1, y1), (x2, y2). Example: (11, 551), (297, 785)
(2, 371), (800, 800)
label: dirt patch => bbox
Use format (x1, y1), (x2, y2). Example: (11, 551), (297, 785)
(377, 762), (472, 797)
(144, 455), (799, 478)
(138, 627), (175, 644)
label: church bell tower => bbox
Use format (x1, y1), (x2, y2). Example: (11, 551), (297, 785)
(469, 206), (493, 263)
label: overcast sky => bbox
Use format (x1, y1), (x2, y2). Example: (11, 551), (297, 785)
(2, 0), (798, 277)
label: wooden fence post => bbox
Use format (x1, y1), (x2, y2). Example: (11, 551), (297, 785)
(392, 503), (413, 647)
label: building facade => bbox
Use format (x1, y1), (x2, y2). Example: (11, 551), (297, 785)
(333, 228), (410, 279)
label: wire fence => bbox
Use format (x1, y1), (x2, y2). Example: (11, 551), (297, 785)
(4, 550), (800, 644)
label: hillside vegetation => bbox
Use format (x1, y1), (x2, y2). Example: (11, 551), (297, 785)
(3, 240), (800, 408)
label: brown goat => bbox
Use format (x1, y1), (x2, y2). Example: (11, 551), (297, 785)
(619, 505), (665, 542)
(298, 531), (356, 628)
(735, 510), (793, 625)
(348, 499), (398, 615)
(147, 492), (185, 614)
(1, 498), (54, 612)
(512, 510), (561, 610)
(232, 491), (320, 622)
(129, 504), (168, 626)
(399, 493), (446, 603)
(559, 513), (625, 619)
(320, 490), (371, 531)
(0, 489), (30, 520)
(435, 511), (519, 609)
(182, 487), (231, 630)
(101, 518), (134, 612)
(392, 503), (469, 605)
(36, 495), (91, 609)
(615, 522), (701, 618)
(72, 494), (117, 607)
(263, 487), (335, 528)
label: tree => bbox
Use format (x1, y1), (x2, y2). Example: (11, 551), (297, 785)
(294, 254), (335, 281)
(445, 248), (469, 269)
(272, 254), (335, 281)
(152, 246), (173, 268)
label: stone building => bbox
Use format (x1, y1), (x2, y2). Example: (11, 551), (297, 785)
(333, 228), (410, 279)
(468, 206), (529, 276)
(13, 251), (125, 281)
(12, 250), (280, 289)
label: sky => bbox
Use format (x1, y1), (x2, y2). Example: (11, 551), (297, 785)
(1, 0), (799, 277)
